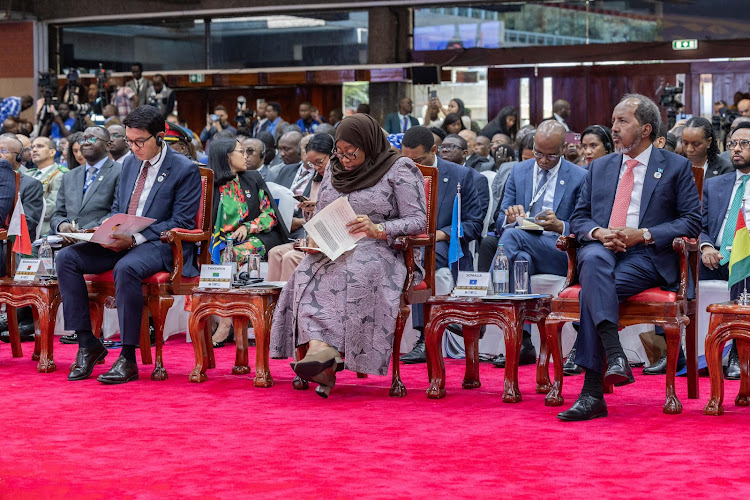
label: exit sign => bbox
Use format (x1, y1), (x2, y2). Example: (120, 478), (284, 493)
(189, 74), (205, 83)
(672, 39), (698, 50)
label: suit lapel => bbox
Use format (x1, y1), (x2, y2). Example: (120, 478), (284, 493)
(142, 150), (172, 215)
(553, 162), (569, 212)
(714, 173), (737, 240)
(638, 147), (663, 225)
(123, 158), (141, 211)
(600, 155), (623, 226)
(67, 166), (84, 220)
(81, 159), (112, 207)
(437, 159), (450, 210)
(522, 163), (533, 210)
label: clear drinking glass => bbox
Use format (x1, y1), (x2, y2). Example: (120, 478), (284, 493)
(514, 260), (529, 294)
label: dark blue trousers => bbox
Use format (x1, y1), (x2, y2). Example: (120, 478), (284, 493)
(56, 241), (168, 346)
(575, 244), (667, 373)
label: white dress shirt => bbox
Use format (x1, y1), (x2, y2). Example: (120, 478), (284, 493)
(397, 113), (413, 132)
(531, 159), (561, 214)
(132, 145), (166, 245)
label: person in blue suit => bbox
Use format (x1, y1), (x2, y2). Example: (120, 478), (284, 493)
(557, 94), (701, 421)
(491, 120), (587, 368)
(384, 98), (420, 135)
(57, 106), (202, 385)
(399, 126), (488, 363)
(699, 122), (750, 380)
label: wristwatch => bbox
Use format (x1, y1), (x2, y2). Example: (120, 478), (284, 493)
(376, 223), (385, 238)
(642, 228), (653, 245)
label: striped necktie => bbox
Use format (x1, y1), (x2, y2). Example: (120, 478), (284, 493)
(127, 161), (152, 215)
(719, 174), (750, 265)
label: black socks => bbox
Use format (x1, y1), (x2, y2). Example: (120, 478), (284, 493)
(597, 320), (625, 360)
(121, 345), (137, 364)
(76, 330), (98, 349)
(581, 369), (604, 399)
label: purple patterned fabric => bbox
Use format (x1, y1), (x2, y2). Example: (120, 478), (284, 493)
(270, 157), (426, 375)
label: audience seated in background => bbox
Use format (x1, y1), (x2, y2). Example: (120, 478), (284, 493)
(682, 116), (733, 180)
(466, 134), (494, 172)
(480, 106), (518, 142)
(296, 101), (320, 135)
(66, 132), (86, 170)
(27, 136), (69, 235)
(262, 102), (288, 142)
(270, 114), (427, 397)
(125, 63), (152, 111)
(107, 125), (132, 164)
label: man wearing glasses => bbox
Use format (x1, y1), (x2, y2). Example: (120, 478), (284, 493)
(27, 136), (69, 235)
(491, 120), (587, 368)
(698, 122), (750, 381)
(50, 126), (122, 240)
(56, 106), (201, 385)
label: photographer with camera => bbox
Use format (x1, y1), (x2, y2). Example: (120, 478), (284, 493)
(234, 96), (254, 129)
(146, 74), (175, 120)
(200, 105), (237, 148)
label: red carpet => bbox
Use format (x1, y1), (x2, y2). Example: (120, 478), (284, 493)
(2, 336), (750, 499)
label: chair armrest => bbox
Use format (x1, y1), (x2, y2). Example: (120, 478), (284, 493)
(393, 234), (434, 251)
(160, 228), (212, 284)
(557, 235), (580, 289)
(394, 234), (435, 304)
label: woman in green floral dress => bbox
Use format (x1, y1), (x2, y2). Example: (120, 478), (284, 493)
(208, 137), (288, 346)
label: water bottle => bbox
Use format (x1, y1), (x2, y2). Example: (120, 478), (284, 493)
(39, 234), (55, 277)
(492, 242), (509, 294)
(222, 237), (238, 282)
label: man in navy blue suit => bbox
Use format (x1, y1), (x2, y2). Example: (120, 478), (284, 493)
(399, 126), (488, 363)
(699, 122), (750, 380)
(57, 106), (201, 385)
(491, 120), (587, 368)
(557, 94), (701, 421)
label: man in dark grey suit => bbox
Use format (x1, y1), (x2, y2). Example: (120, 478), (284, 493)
(271, 131), (306, 190)
(50, 126), (121, 238)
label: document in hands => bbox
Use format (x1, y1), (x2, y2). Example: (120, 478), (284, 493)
(58, 213), (156, 245)
(303, 197), (365, 261)
(518, 217), (544, 232)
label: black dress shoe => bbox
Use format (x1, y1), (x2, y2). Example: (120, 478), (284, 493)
(563, 347), (583, 375)
(97, 356), (139, 384)
(68, 342), (108, 381)
(0, 322), (35, 343)
(0, 312), (7, 332)
(491, 345), (536, 368)
(557, 393), (608, 421)
(642, 350), (686, 375)
(491, 353), (506, 368)
(60, 333), (78, 344)
(604, 356), (635, 387)
(400, 338), (426, 364)
(726, 344), (741, 380)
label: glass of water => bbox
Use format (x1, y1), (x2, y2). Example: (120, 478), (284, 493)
(514, 260), (529, 294)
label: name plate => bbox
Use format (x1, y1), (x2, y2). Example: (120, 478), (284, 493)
(452, 271), (491, 297)
(15, 258), (46, 282)
(199, 264), (232, 289)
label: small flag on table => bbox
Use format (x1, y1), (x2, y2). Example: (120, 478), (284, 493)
(8, 197), (31, 256)
(728, 207), (750, 288)
(448, 184), (463, 265)
(209, 196), (225, 264)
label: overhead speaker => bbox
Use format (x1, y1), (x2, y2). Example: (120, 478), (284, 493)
(411, 65), (441, 85)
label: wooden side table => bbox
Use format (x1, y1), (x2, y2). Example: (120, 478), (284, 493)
(0, 278), (61, 373)
(424, 295), (552, 402)
(188, 286), (281, 387)
(704, 301), (750, 416)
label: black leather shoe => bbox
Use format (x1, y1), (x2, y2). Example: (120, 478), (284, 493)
(491, 353), (505, 368)
(400, 338), (426, 364)
(445, 324), (487, 338)
(604, 356), (635, 387)
(726, 344), (741, 380)
(557, 393), (608, 421)
(60, 333), (78, 344)
(68, 342), (108, 381)
(0, 312), (7, 332)
(97, 356), (139, 384)
(563, 347), (583, 375)
(643, 350), (686, 375)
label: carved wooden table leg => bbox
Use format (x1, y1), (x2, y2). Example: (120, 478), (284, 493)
(7, 304), (22, 358)
(188, 306), (209, 383)
(253, 294), (275, 388)
(232, 316), (251, 375)
(702, 314), (726, 416)
(462, 324), (481, 389)
(425, 307), (446, 399)
(736, 339), (750, 406)
(502, 306), (524, 403)
(35, 290), (59, 373)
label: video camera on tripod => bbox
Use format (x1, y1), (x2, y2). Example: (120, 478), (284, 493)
(235, 96), (255, 127)
(37, 71), (59, 124)
(659, 82), (684, 129)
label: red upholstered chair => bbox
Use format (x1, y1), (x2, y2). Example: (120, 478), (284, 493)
(86, 166), (214, 380)
(542, 235), (700, 414)
(294, 163), (438, 396)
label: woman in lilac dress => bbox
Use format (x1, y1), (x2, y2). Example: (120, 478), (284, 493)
(269, 114), (427, 397)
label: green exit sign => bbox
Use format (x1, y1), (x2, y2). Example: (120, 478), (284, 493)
(672, 39), (698, 50)
(189, 74), (205, 83)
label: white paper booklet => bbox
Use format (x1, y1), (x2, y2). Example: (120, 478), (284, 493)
(59, 213), (156, 245)
(303, 197), (365, 261)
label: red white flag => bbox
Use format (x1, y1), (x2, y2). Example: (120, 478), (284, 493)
(8, 197), (31, 255)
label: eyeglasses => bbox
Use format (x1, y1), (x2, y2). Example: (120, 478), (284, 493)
(124, 134), (154, 149)
(231, 148), (245, 155)
(0, 148), (21, 156)
(243, 148), (262, 157)
(309, 157), (328, 167)
(728, 139), (750, 151)
(331, 147), (359, 160)
(77, 137), (102, 145)
(532, 148), (561, 162)
(111, 133), (124, 139)
(438, 144), (464, 152)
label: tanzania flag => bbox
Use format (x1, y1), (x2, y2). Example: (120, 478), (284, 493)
(209, 198), (225, 264)
(728, 208), (750, 288)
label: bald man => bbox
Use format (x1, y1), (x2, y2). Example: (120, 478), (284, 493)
(738, 99), (750, 117)
(550, 99), (571, 131)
